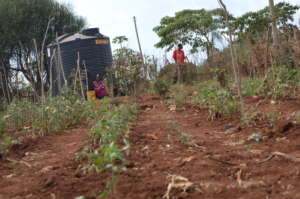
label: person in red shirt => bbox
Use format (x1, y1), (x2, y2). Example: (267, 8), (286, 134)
(172, 44), (186, 83)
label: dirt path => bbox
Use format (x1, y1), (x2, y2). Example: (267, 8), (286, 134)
(0, 95), (299, 199)
(0, 129), (103, 199)
(113, 96), (300, 199)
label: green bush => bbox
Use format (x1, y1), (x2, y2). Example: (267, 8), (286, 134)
(168, 84), (189, 105)
(31, 96), (87, 134)
(259, 67), (300, 99)
(5, 93), (88, 134)
(242, 78), (263, 96)
(153, 77), (171, 98)
(0, 98), (6, 112)
(0, 136), (20, 154)
(158, 63), (200, 85)
(0, 119), (5, 135)
(296, 112), (300, 124)
(79, 103), (137, 172)
(78, 103), (137, 197)
(5, 100), (37, 131)
(192, 82), (239, 120)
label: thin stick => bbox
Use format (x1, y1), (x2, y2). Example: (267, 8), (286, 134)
(208, 155), (240, 166)
(49, 49), (56, 97)
(258, 152), (300, 164)
(0, 69), (8, 102)
(217, 0), (244, 116)
(7, 158), (32, 168)
(82, 60), (89, 93)
(76, 52), (85, 100)
(33, 39), (42, 97)
(73, 61), (79, 94)
(3, 67), (11, 103)
(56, 33), (67, 87)
(40, 17), (54, 100)
(133, 16), (146, 78)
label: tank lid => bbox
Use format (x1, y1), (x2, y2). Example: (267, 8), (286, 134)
(48, 28), (108, 47)
(81, 28), (99, 36)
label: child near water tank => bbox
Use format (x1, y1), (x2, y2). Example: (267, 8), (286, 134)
(93, 74), (109, 99)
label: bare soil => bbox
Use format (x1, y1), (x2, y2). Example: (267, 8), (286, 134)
(0, 95), (300, 199)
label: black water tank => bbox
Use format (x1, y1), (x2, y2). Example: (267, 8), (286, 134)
(49, 28), (112, 93)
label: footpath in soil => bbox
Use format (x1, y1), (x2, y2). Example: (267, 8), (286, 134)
(0, 129), (104, 199)
(115, 95), (300, 199)
(0, 95), (300, 199)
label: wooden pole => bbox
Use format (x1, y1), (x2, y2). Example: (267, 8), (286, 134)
(3, 67), (11, 103)
(0, 70), (8, 102)
(76, 52), (85, 100)
(49, 49), (56, 97)
(55, 33), (67, 90)
(269, 0), (279, 47)
(133, 16), (147, 78)
(217, 0), (244, 116)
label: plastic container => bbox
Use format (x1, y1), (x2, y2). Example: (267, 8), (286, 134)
(86, 90), (96, 101)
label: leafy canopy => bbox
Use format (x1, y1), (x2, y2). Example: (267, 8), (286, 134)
(153, 2), (299, 50)
(233, 2), (299, 41)
(153, 8), (229, 52)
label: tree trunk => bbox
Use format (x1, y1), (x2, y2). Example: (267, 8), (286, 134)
(133, 16), (146, 78)
(217, 0), (244, 116)
(269, 0), (279, 46)
(0, 70), (11, 103)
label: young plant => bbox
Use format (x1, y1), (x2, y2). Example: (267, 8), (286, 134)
(4, 91), (89, 134)
(77, 102), (137, 198)
(170, 122), (197, 147)
(241, 78), (263, 96)
(241, 110), (281, 128)
(153, 77), (171, 99)
(259, 67), (300, 99)
(0, 136), (21, 154)
(168, 84), (189, 105)
(295, 112), (300, 124)
(192, 83), (239, 120)
(0, 119), (5, 135)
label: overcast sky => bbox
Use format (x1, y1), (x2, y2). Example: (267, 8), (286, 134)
(57, 0), (300, 59)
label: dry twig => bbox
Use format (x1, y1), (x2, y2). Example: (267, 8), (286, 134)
(236, 169), (243, 186)
(163, 175), (195, 199)
(208, 155), (240, 166)
(7, 158), (32, 168)
(258, 152), (300, 163)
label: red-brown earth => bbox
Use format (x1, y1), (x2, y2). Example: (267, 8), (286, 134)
(0, 95), (299, 199)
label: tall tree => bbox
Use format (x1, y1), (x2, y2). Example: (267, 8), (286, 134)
(112, 36), (128, 49)
(0, 0), (86, 96)
(217, 0), (244, 116)
(233, 2), (299, 42)
(269, 0), (279, 46)
(153, 9), (228, 66)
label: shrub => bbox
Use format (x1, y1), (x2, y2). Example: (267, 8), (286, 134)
(168, 84), (189, 105)
(0, 98), (6, 112)
(158, 63), (200, 85)
(4, 93), (88, 134)
(5, 100), (37, 131)
(78, 103), (137, 198)
(31, 96), (87, 134)
(192, 82), (239, 120)
(153, 77), (171, 98)
(296, 112), (300, 124)
(0, 136), (20, 154)
(241, 78), (263, 96)
(241, 110), (281, 127)
(79, 103), (137, 173)
(0, 119), (5, 135)
(259, 67), (300, 99)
